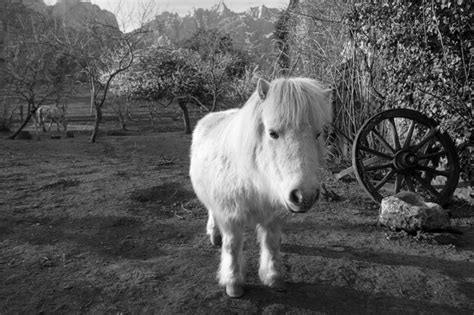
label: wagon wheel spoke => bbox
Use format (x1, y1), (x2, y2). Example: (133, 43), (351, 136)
(414, 128), (437, 150)
(371, 129), (395, 154)
(403, 120), (416, 148)
(364, 162), (393, 171)
(394, 173), (403, 193)
(417, 150), (446, 161)
(411, 172), (441, 198)
(374, 168), (396, 191)
(416, 165), (450, 177)
(363, 156), (386, 166)
(388, 117), (401, 150)
(359, 146), (393, 159)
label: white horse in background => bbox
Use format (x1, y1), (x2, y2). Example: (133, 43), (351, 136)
(190, 77), (332, 297)
(35, 104), (67, 132)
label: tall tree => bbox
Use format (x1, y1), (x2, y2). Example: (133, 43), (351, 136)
(181, 28), (246, 111)
(119, 46), (209, 133)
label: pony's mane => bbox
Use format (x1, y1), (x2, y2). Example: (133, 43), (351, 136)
(264, 77), (332, 129)
(240, 77), (332, 133)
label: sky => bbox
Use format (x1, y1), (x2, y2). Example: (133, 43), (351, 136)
(43, 0), (290, 31)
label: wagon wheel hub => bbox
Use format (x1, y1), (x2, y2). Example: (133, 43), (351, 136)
(394, 150), (418, 171)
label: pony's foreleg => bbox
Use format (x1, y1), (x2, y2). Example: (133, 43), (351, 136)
(206, 211), (221, 247)
(218, 227), (244, 298)
(256, 222), (285, 290)
(47, 119), (53, 132)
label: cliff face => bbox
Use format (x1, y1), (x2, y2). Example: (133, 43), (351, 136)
(149, 2), (281, 68)
(4, 0), (118, 30)
(18, 0), (49, 14)
(51, 0), (119, 30)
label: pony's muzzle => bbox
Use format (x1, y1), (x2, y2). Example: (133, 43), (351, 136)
(287, 188), (320, 213)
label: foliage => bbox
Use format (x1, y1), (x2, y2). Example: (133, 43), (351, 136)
(180, 28), (251, 110)
(280, 0), (471, 182)
(277, 0), (360, 160)
(119, 46), (206, 102)
(181, 28), (234, 57)
(228, 66), (260, 102)
(120, 31), (253, 110)
(273, 0), (299, 75)
(346, 0), (472, 179)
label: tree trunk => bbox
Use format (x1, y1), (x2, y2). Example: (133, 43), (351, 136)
(89, 103), (101, 143)
(148, 101), (155, 130)
(117, 101), (127, 131)
(178, 99), (192, 134)
(118, 112), (127, 131)
(90, 77), (95, 116)
(9, 112), (33, 139)
(211, 90), (217, 112)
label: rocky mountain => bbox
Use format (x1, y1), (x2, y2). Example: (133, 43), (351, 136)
(147, 1), (282, 68)
(51, 0), (119, 30)
(4, 0), (281, 68)
(12, 0), (119, 30)
(0, 0), (118, 65)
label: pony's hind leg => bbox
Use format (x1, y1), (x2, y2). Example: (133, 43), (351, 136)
(206, 211), (221, 247)
(218, 227), (245, 298)
(256, 222), (285, 290)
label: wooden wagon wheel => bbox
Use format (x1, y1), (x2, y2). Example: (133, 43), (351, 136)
(352, 108), (460, 206)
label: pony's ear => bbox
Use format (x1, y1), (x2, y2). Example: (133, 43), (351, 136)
(257, 79), (270, 100)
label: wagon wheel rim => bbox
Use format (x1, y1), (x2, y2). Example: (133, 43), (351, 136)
(352, 108), (460, 206)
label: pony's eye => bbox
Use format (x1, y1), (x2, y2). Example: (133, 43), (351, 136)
(315, 132), (322, 139)
(269, 130), (279, 139)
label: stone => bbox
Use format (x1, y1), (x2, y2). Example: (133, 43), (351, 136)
(379, 192), (450, 233)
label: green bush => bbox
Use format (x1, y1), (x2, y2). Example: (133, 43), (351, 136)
(345, 0), (472, 179)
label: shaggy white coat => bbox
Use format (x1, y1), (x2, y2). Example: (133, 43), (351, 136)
(35, 105), (67, 132)
(189, 77), (332, 297)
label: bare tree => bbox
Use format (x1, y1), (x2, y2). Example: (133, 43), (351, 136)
(0, 5), (74, 139)
(49, 0), (155, 142)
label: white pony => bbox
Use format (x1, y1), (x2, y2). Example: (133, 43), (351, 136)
(35, 105), (67, 132)
(190, 77), (332, 297)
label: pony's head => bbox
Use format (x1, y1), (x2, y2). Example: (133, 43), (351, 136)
(242, 78), (332, 213)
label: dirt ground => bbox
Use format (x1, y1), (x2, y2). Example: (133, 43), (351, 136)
(1, 129), (473, 314)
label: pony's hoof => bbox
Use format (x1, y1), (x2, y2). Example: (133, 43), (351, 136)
(226, 284), (244, 298)
(269, 279), (287, 292)
(210, 234), (222, 247)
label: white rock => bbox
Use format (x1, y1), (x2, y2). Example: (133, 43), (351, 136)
(379, 192), (450, 233)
